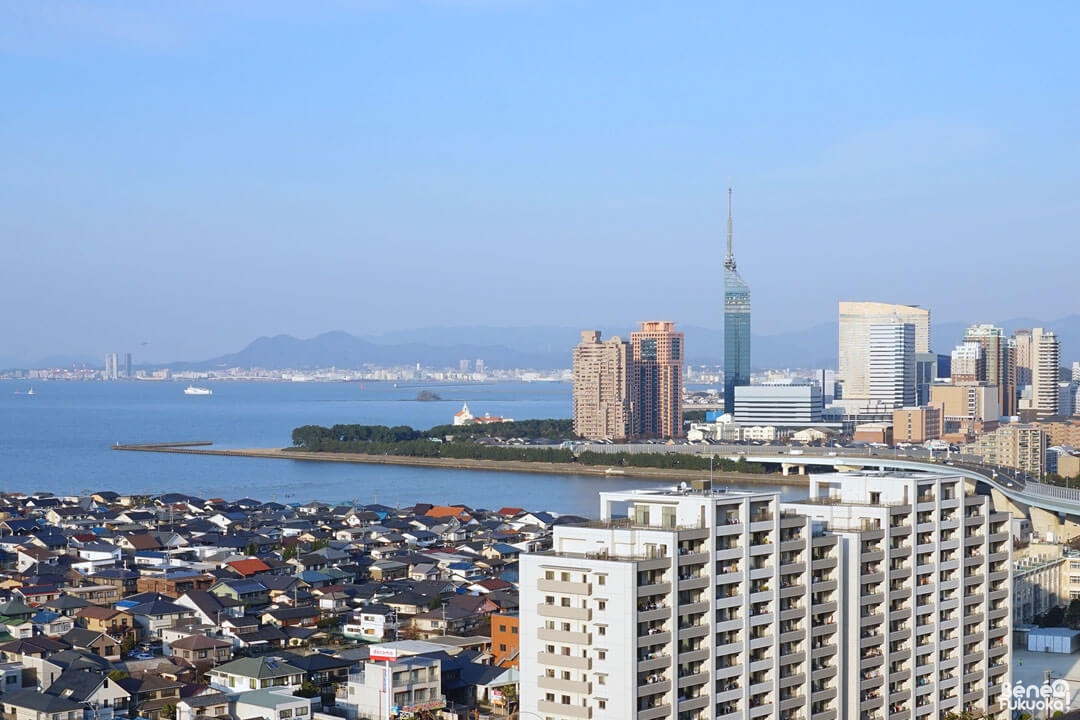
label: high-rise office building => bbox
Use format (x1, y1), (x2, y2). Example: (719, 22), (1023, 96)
(519, 487), (842, 720)
(1032, 327), (1061, 418)
(733, 384), (823, 425)
(965, 324), (1016, 416)
(915, 352), (950, 406)
(631, 321), (684, 439)
(1073, 361), (1080, 383)
(572, 331), (633, 441)
(104, 353), (119, 381)
(838, 302), (930, 401)
(723, 188), (751, 416)
(868, 320), (916, 410)
(124, 352), (132, 379)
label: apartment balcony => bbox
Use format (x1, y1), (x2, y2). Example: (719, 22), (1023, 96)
(637, 605), (670, 623)
(538, 604), (592, 621)
(537, 652), (591, 670)
(677, 695), (709, 713)
(637, 703), (672, 720)
(637, 676), (670, 697)
(538, 578), (591, 595)
(636, 653), (669, 673)
(538, 675), (591, 694)
(678, 551), (710, 567)
(539, 627), (591, 645)
(679, 600), (709, 616)
(637, 630), (671, 648)
(715, 640), (743, 656)
(860, 592), (885, 607)
(780, 539), (805, 554)
(677, 671), (710, 690)
(716, 551), (742, 571)
(715, 661), (745, 680)
(890, 566), (912, 581)
(963, 554), (983, 569)
(637, 581), (672, 597)
(538, 699), (591, 719)
(716, 592), (743, 610)
(677, 623), (709, 641)
(862, 549), (885, 564)
(715, 685), (741, 705)
(715, 617), (742, 634)
(679, 575), (711, 591)
(677, 647), (709, 665)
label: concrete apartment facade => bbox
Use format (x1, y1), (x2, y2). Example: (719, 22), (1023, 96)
(519, 488), (842, 720)
(838, 302), (930, 401)
(1032, 328), (1062, 418)
(787, 471), (1011, 719)
(949, 342), (983, 384)
(630, 321), (685, 439)
(966, 424), (1049, 476)
(572, 331), (633, 441)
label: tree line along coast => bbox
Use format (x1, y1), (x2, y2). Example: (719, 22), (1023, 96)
(288, 419), (766, 474)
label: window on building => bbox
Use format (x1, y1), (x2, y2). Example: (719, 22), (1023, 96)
(598, 700), (607, 710)
(561, 597), (571, 607)
(499, 644), (506, 652)
(597, 626), (606, 636)
(597, 650), (606, 660)
(279, 711), (293, 719)
(597, 575), (606, 586)
(545, 571), (555, 580)
(597, 600), (606, 611)
(511, 626), (518, 634)
(561, 695), (570, 705)
(597, 674), (606, 685)
(560, 572), (570, 582)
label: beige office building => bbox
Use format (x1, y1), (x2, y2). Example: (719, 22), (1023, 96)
(838, 302), (930, 400)
(929, 383), (1000, 439)
(892, 404), (943, 444)
(630, 321), (684, 439)
(572, 331), (633, 441)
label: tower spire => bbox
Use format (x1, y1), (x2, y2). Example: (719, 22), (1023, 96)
(724, 185), (736, 271)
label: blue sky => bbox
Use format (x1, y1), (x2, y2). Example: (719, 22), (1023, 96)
(2, 1), (1078, 363)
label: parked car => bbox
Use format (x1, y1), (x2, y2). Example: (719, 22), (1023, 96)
(127, 651), (153, 660)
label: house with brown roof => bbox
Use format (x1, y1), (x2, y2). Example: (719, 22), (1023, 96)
(75, 605), (136, 642)
(166, 634), (232, 669)
(424, 506), (473, 522)
(226, 558), (271, 577)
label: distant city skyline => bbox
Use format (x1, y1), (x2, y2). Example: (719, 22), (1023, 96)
(3, 3), (1080, 363)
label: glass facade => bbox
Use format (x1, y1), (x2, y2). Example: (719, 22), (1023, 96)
(724, 269), (751, 414)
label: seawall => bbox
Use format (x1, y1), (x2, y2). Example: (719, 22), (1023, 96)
(112, 443), (806, 487)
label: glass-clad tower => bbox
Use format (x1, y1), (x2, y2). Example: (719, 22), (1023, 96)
(723, 187), (751, 415)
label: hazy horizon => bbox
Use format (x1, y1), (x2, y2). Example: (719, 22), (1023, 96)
(4, 2), (1079, 363)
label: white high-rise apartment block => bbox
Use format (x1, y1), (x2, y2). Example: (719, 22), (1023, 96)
(520, 475), (1011, 720)
(869, 320), (916, 410)
(786, 471), (1012, 718)
(838, 302), (930, 400)
(519, 488), (842, 720)
(104, 352), (119, 381)
(1072, 361), (1080, 383)
(1032, 328), (1061, 418)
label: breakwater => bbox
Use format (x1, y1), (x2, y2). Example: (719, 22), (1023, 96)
(112, 442), (806, 487)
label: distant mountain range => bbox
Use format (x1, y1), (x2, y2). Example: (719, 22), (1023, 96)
(7, 315), (1079, 372)
(169, 314), (1080, 372)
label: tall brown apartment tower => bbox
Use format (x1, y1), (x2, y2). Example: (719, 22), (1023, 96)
(571, 331), (633, 440)
(964, 324), (1016, 416)
(630, 321), (684, 438)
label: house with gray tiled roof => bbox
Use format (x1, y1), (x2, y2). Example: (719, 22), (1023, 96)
(208, 656), (305, 691)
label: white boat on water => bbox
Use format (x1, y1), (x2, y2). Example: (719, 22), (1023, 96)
(184, 385), (212, 396)
(12, 387), (35, 397)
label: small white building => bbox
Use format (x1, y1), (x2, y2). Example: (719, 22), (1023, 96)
(335, 655), (444, 720)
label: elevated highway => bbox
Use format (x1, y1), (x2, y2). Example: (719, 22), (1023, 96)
(577, 442), (1080, 536)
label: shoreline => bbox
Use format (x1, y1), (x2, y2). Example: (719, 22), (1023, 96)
(112, 443), (807, 487)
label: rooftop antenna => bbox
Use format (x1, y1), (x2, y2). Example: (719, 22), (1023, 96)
(724, 184), (737, 272)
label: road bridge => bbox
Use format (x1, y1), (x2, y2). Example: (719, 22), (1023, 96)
(577, 442), (1080, 538)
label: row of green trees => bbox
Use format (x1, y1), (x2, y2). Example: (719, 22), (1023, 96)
(291, 424), (765, 472)
(291, 419), (575, 449)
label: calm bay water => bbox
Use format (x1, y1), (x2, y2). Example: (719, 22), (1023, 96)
(0, 380), (802, 517)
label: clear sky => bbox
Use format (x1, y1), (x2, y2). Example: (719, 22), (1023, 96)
(2, 1), (1078, 363)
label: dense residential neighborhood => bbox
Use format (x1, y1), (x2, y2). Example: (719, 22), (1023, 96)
(0, 491), (559, 720)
